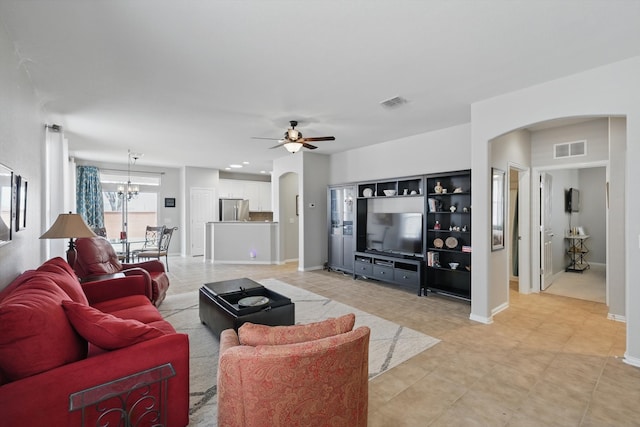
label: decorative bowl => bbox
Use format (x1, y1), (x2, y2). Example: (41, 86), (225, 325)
(383, 189), (396, 196)
(445, 236), (458, 249)
(449, 262), (459, 270)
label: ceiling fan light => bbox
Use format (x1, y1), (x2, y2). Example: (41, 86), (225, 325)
(284, 142), (303, 153)
(288, 129), (299, 141)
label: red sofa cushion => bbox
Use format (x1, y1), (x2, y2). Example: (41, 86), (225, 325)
(62, 301), (166, 350)
(239, 313), (356, 346)
(36, 257), (89, 305)
(92, 295), (165, 323)
(0, 276), (87, 382)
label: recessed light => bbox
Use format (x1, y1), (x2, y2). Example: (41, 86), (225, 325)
(229, 164), (243, 168)
(243, 161), (250, 165)
(225, 167), (231, 170)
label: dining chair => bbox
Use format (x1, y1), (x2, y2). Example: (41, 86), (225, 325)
(136, 226), (177, 271)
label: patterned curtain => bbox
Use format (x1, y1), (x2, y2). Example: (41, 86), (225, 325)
(76, 166), (105, 228)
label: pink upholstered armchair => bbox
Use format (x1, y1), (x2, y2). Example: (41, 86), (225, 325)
(73, 237), (170, 307)
(217, 314), (370, 427)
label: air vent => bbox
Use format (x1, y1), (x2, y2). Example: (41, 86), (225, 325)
(554, 140), (587, 159)
(380, 96), (408, 109)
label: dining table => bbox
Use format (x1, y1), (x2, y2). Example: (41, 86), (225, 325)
(109, 238), (147, 263)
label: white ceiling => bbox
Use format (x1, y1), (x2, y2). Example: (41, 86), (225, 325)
(2, 1), (640, 174)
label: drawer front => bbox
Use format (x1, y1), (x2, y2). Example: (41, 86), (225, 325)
(354, 261), (373, 276)
(394, 269), (419, 286)
(372, 265), (394, 280)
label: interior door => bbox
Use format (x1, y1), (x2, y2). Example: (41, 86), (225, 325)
(540, 172), (554, 290)
(190, 187), (215, 256)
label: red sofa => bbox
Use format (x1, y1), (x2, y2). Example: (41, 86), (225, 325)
(74, 236), (170, 307)
(0, 257), (189, 427)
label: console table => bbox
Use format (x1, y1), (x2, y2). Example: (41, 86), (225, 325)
(353, 251), (423, 295)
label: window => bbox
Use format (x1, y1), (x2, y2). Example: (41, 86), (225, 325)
(100, 170), (161, 239)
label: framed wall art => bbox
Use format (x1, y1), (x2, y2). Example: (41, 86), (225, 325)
(491, 167), (505, 251)
(15, 175), (27, 231)
(0, 163), (14, 246)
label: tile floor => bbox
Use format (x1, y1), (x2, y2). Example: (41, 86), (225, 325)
(166, 257), (638, 426)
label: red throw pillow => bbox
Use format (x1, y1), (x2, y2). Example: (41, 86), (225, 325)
(239, 313), (356, 346)
(62, 301), (166, 350)
(37, 257), (89, 305)
(0, 277), (87, 381)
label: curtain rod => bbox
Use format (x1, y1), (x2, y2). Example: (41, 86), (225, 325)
(100, 168), (165, 176)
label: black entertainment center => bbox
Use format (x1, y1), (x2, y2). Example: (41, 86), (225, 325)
(332, 170), (472, 301)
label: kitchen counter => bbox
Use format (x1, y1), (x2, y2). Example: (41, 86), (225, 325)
(204, 221), (279, 264)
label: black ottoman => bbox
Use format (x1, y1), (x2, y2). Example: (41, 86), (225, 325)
(199, 278), (295, 338)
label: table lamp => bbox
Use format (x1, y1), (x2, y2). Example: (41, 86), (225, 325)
(40, 212), (97, 267)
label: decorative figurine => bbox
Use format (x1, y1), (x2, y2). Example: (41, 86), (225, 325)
(434, 181), (443, 194)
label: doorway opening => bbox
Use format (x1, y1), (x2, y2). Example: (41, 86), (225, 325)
(536, 165), (607, 304)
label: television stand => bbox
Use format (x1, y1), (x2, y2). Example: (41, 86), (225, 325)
(354, 251), (423, 295)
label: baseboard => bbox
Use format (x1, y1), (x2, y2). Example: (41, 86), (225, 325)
(607, 313), (626, 323)
(623, 353), (640, 368)
(301, 265), (325, 272)
(492, 301), (509, 317)
(212, 260), (277, 265)
(469, 313), (493, 324)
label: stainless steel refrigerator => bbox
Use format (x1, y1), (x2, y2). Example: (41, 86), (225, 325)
(219, 199), (250, 221)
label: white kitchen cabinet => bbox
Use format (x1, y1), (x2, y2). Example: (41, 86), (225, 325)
(219, 179), (271, 211)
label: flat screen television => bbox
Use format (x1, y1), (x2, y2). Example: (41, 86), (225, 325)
(566, 188), (580, 212)
(365, 212), (423, 257)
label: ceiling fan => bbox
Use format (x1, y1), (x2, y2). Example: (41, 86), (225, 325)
(252, 120), (335, 153)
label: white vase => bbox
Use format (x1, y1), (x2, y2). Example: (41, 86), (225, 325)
(434, 181), (443, 194)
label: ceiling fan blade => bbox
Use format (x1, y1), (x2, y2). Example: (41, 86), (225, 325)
(302, 143), (318, 150)
(252, 137), (281, 141)
(269, 143), (284, 149)
(301, 136), (335, 142)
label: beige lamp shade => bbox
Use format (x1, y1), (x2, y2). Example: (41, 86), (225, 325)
(40, 212), (97, 267)
(40, 213), (97, 239)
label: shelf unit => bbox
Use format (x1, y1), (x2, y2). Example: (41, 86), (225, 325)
(565, 234), (590, 273)
(357, 177), (423, 198)
(425, 170), (472, 300)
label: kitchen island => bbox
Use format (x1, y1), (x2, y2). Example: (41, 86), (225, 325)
(204, 221), (279, 264)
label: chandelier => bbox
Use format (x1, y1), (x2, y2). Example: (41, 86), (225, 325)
(117, 150), (142, 201)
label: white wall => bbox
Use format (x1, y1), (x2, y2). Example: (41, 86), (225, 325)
(471, 56), (640, 365)
(609, 117), (626, 319)
(579, 167), (607, 263)
(489, 129), (531, 309)
(279, 172), (298, 262)
(0, 23), (45, 289)
(330, 123), (471, 185)
(301, 152), (330, 270)
(548, 169), (579, 274)
(530, 118), (609, 167)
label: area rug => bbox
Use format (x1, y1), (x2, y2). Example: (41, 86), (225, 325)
(159, 278), (440, 427)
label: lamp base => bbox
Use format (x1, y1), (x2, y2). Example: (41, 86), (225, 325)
(66, 238), (77, 269)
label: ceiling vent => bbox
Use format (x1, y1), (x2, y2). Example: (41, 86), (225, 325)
(554, 140), (586, 159)
(380, 96), (408, 109)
